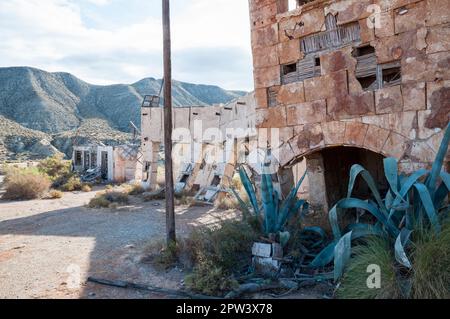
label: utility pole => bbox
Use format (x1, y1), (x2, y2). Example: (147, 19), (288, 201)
(162, 0), (176, 245)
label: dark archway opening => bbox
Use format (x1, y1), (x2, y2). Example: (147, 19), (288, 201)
(321, 146), (388, 208)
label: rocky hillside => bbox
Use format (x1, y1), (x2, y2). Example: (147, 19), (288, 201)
(0, 67), (246, 160)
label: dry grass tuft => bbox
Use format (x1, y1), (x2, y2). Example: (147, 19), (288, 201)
(2, 168), (51, 200)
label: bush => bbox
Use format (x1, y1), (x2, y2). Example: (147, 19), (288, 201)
(337, 237), (402, 299)
(216, 195), (240, 210)
(60, 176), (83, 192)
(411, 222), (450, 299)
(2, 168), (51, 200)
(141, 240), (180, 269)
(88, 190), (129, 209)
(183, 220), (259, 296)
(48, 190), (64, 199)
(128, 184), (145, 196)
(81, 184), (92, 192)
(38, 155), (75, 189)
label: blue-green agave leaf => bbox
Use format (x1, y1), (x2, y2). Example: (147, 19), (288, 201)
(330, 198), (399, 239)
(277, 170), (307, 231)
(345, 223), (386, 240)
(347, 165), (388, 217)
(394, 229), (412, 269)
(427, 123), (450, 198)
(261, 173), (276, 233)
(239, 166), (260, 216)
(279, 231), (291, 248)
(334, 231), (353, 282)
(309, 241), (337, 268)
(229, 187), (251, 218)
(412, 183), (441, 234)
(384, 157), (405, 202)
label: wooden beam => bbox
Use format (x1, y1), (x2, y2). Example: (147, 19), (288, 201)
(162, 0), (176, 245)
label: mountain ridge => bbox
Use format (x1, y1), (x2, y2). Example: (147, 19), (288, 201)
(0, 66), (247, 160)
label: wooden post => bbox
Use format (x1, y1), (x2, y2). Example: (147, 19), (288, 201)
(162, 0), (176, 245)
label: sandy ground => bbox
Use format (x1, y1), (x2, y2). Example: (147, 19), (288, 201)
(0, 185), (239, 299)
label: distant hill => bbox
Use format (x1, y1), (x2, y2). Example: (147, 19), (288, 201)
(0, 66), (246, 160)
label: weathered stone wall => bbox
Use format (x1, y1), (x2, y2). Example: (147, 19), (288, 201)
(250, 0), (450, 172)
(140, 94), (257, 191)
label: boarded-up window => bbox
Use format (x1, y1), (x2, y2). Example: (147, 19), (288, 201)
(355, 45), (401, 91)
(355, 47), (378, 90)
(268, 87), (278, 107)
(300, 15), (361, 54)
(282, 55), (321, 84)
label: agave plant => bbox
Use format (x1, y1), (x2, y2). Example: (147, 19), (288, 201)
(230, 165), (309, 244)
(311, 123), (450, 284)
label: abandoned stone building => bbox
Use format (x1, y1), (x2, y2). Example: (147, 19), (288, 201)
(72, 144), (142, 183)
(250, 0), (450, 211)
(139, 0), (448, 208)
(140, 94), (257, 203)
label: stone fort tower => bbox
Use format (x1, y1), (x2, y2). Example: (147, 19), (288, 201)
(249, 0), (449, 211)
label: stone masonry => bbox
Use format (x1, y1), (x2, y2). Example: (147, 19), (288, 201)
(249, 0), (450, 211)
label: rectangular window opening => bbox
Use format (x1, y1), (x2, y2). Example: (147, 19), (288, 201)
(354, 45), (375, 57)
(75, 151), (82, 166)
(358, 75), (378, 90)
(283, 63), (297, 75)
(382, 66), (401, 86)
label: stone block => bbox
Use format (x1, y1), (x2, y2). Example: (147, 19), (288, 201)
(374, 30), (417, 63)
(251, 23), (279, 49)
(418, 110), (443, 139)
(363, 125), (391, 152)
(426, 80), (450, 129)
(359, 18), (375, 43)
(426, 0), (450, 27)
(375, 85), (403, 114)
(382, 132), (410, 159)
(325, 0), (372, 25)
(394, 0), (426, 34)
(375, 11), (395, 38)
(322, 121), (346, 145)
(277, 82), (305, 105)
(250, 2), (278, 30)
(278, 8), (325, 42)
(344, 122), (369, 146)
(286, 100), (327, 126)
(327, 91), (375, 120)
(255, 105), (287, 128)
(249, 0), (277, 13)
(255, 87), (269, 109)
(277, 40), (302, 64)
(426, 24), (450, 54)
(402, 82), (426, 111)
(254, 65), (281, 88)
(321, 47), (356, 74)
(304, 70), (348, 102)
(290, 123), (324, 156)
(253, 45), (279, 68)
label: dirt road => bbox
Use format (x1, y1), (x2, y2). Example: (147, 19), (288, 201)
(0, 188), (237, 299)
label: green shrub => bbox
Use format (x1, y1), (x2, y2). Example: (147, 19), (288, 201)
(2, 168), (51, 200)
(337, 237), (402, 299)
(185, 258), (239, 296)
(88, 196), (111, 208)
(183, 220), (259, 296)
(88, 190), (129, 209)
(411, 221), (450, 299)
(141, 240), (180, 269)
(48, 190), (64, 199)
(127, 184), (145, 196)
(81, 184), (92, 192)
(61, 176), (83, 192)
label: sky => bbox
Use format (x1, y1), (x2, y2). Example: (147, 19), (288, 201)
(0, 0), (254, 91)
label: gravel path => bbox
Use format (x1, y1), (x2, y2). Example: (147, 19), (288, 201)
(0, 187), (237, 299)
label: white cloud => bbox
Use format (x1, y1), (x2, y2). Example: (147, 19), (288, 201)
(0, 0), (253, 90)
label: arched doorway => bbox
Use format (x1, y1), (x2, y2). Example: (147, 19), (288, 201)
(321, 146), (388, 207)
(291, 146), (388, 213)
